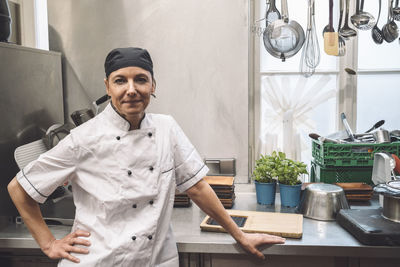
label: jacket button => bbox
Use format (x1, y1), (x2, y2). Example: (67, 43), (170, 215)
(149, 166), (154, 171)
(148, 235), (152, 240)
(116, 136), (120, 140)
(149, 200), (154, 205)
(132, 204), (137, 208)
(127, 170), (132, 176)
(132, 236), (136, 241)
(148, 132), (152, 137)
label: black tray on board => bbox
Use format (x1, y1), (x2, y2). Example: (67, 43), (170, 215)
(337, 208), (400, 246)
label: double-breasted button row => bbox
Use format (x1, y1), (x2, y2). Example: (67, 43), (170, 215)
(127, 167), (153, 176)
(131, 235), (153, 241)
(132, 200), (154, 208)
(117, 132), (152, 140)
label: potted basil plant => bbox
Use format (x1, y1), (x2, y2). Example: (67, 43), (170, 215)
(271, 151), (308, 207)
(252, 154), (278, 205)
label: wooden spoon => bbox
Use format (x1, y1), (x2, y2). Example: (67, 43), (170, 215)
(324, 0), (339, 55)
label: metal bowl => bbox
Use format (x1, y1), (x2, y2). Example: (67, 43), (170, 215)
(297, 184), (349, 221)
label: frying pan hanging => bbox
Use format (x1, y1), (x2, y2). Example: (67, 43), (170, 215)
(263, 0), (305, 61)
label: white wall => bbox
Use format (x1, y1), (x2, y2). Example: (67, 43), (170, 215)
(47, 0), (249, 182)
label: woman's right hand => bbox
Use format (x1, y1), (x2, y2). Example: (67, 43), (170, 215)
(42, 229), (91, 263)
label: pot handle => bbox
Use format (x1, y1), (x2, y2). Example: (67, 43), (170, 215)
(281, 0), (289, 22)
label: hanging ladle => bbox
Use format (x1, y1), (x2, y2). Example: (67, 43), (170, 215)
(338, 0), (346, 56)
(265, 0), (281, 27)
(351, 0), (376, 30)
(393, 0), (400, 21)
(372, 0), (384, 44)
(339, 0), (357, 39)
(382, 0), (399, 43)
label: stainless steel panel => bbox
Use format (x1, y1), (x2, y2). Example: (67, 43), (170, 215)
(205, 158), (236, 176)
(0, 42), (64, 216)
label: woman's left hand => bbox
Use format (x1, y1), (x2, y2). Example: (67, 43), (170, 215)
(237, 232), (285, 260)
(186, 180), (285, 260)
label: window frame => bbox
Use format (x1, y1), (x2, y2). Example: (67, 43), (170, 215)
(248, 0), (400, 181)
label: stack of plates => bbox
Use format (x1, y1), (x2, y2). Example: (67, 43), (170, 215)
(335, 182), (373, 201)
(203, 176), (235, 208)
(173, 191), (191, 207)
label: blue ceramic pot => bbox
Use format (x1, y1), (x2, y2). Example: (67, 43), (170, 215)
(255, 180), (276, 205)
(279, 183), (302, 207)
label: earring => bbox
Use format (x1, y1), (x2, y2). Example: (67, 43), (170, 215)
(151, 93), (157, 98)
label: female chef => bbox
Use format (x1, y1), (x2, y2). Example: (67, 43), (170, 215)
(7, 47), (285, 266)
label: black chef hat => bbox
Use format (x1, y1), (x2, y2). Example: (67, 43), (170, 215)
(104, 47), (153, 78)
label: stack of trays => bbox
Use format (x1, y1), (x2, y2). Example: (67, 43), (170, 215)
(173, 191), (191, 207)
(335, 182), (373, 201)
(203, 176), (235, 208)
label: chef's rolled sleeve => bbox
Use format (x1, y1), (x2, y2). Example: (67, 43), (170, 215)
(16, 134), (77, 203)
(176, 163), (209, 192)
(170, 118), (209, 193)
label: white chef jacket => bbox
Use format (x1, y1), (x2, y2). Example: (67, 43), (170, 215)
(16, 103), (209, 267)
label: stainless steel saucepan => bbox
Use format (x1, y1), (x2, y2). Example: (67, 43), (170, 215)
(70, 94), (110, 126)
(263, 0), (305, 61)
(375, 181), (400, 223)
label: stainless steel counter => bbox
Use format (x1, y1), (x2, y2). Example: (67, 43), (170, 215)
(0, 189), (399, 259)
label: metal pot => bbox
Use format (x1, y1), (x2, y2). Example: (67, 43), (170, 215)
(263, 0), (305, 61)
(382, 180), (400, 223)
(297, 183), (349, 221)
(373, 129), (390, 144)
(70, 94), (110, 126)
(382, 194), (400, 223)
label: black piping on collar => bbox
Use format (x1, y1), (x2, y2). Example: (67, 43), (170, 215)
(110, 102), (146, 130)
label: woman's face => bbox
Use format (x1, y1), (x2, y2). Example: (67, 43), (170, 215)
(105, 66), (155, 121)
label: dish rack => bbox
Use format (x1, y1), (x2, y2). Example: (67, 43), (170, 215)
(312, 139), (400, 168)
(310, 140), (400, 185)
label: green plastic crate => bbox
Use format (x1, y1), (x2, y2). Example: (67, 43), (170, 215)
(310, 161), (373, 185)
(312, 139), (400, 167)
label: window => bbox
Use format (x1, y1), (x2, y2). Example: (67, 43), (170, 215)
(8, 0), (48, 50)
(356, 0), (400, 133)
(251, 0), (400, 181)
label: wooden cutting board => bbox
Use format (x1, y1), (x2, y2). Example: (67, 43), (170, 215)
(200, 209), (303, 238)
(335, 183), (373, 201)
(335, 183), (373, 191)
